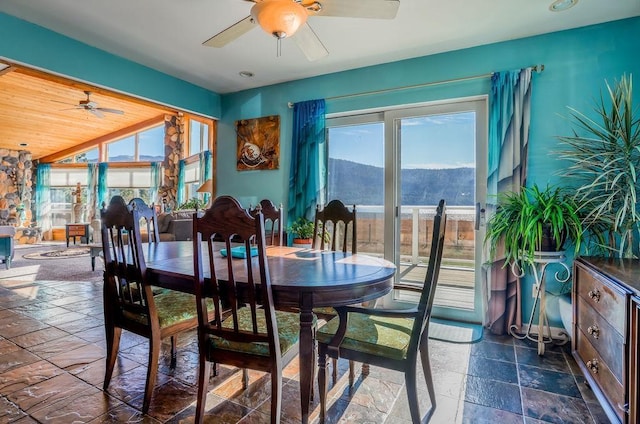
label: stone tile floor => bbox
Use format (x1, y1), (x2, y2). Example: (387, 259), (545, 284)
(0, 276), (609, 423)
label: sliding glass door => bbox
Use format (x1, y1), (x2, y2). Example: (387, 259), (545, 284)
(327, 97), (487, 323)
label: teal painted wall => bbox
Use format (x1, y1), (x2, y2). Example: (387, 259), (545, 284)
(0, 13), (221, 117)
(220, 17), (640, 326)
(220, 17), (639, 205)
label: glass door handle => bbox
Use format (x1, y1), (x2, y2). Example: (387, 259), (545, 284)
(475, 202), (485, 231)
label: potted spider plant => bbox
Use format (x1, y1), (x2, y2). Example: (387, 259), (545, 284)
(485, 184), (583, 268)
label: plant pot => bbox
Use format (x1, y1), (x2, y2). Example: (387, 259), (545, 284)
(539, 225), (566, 252)
(292, 238), (312, 248)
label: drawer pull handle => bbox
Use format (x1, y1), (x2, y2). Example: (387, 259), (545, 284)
(587, 324), (600, 339)
(617, 403), (629, 413)
(588, 289), (601, 302)
(586, 359), (599, 374)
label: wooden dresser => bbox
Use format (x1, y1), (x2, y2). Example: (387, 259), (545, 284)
(573, 257), (640, 423)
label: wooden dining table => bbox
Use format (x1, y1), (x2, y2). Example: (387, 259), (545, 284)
(142, 241), (396, 423)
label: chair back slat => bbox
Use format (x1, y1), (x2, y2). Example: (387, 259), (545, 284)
(313, 199), (357, 254)
(415, 199), (447, 339)
(249, 199), (283, 246)
(101, 196), (155, 323)
(129, 198), (161, 244)
(193, 196), (278, 351)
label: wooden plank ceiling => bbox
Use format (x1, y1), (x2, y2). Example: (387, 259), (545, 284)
(0, 63), (175, 160)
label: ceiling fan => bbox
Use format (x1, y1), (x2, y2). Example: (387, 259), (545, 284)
(203, 0), (400, 61)
(59, 91), (125, 118)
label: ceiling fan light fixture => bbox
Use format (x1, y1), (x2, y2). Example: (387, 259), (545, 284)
(549, 0), (578, 12)
(251, 0), (308, 39)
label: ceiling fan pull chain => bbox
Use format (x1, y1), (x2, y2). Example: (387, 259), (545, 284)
(277, 38), (282, 57)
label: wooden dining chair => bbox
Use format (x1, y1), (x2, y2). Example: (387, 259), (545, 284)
(249, 199), (284, 246)
(316, 199), (447, 424)
(193, 195), (305, 424)
(101, 195), (203, 414)
(128, 197), (161, 244)
(313, 199), (356, 253)
(313, 199), (358, 383)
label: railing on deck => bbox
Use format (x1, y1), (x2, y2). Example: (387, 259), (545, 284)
(355, 205), (476, 266)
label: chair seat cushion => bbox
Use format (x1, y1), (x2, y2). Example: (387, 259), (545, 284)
(123, 290), (200, 328)
(313, 306), (337, 319)
(317, 313), (415, 361)
(207, 308), (307, 357)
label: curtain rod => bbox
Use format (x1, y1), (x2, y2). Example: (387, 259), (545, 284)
(287, 64), (544, 108)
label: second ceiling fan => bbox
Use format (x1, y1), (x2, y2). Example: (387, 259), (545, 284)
(203, 0), (400, 61)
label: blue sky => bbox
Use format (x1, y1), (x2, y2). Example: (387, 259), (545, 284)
(328, 111), (476, 169)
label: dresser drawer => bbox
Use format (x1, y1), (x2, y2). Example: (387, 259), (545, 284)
(576, 297), (625, 382)
(575, 327), (625, 422)
(575, 263), (627, 335)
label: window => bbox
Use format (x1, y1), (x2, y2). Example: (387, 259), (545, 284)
(181, 159), (201, 203)
(188, 119), (210, 157)
(57, 148), (99, 164)
(326, 97), (488, 323)
(107, 167), (156, 205)
(106, 125), (164, 162)
(50, 167), (89, 225)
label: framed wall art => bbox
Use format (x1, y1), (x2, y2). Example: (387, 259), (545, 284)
(236, 115), (280, 171)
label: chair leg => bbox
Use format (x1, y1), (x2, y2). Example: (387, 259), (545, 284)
(270, 363), (283, 424)
(318, 349), (329, 423)
(332, 358), (338, 383)
(103, 326), (122, 390)
(349, 360), (355, 386)
(142, 334), (161, 413)
(195, 359), (211, 424)
(419, 342), (436, 422)
(242, 368), (249, 389)
(170, 335), (177, 368)
(405, 355), (421, 424)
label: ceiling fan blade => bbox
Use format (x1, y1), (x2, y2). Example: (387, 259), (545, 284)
(293, 23), (328, 61)
(97, 107), (124, 115)
(90, 109), (105, 118)
(203, 16), (255, 47)
(308, 0), (399, 19)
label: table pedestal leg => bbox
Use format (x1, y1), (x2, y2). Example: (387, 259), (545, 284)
(299, 298), (314, 424)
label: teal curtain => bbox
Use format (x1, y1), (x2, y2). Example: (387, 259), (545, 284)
(97, 162), (108, 210)
(177, 159), (186, 206)
(484, 68), (532, 335)
(199, 151), (212, 204)
(288, 99), (326, 224)
(35, 164), (51, 232)
(150, 162), (162, 206)
(87, 164), (98, 220)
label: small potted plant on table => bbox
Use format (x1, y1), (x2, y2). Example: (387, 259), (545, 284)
(288, 217), (315, 248)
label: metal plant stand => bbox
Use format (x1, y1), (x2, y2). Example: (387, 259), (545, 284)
(509, 251), (571, 355)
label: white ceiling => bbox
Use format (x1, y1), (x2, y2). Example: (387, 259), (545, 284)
(1, 0), (639, 95)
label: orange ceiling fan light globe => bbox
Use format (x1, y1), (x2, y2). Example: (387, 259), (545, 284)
(251, 0), (308, 39)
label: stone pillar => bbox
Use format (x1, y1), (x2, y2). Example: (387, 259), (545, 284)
(161, 114), (184, 212)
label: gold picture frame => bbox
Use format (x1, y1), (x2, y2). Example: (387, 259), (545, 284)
(236, 115), (280, 171)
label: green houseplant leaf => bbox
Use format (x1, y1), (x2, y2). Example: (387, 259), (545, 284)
(557, 74), (640, 258)
(485, 184), (583, 267)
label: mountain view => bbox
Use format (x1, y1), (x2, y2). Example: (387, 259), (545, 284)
(328, 158), (475, 206)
